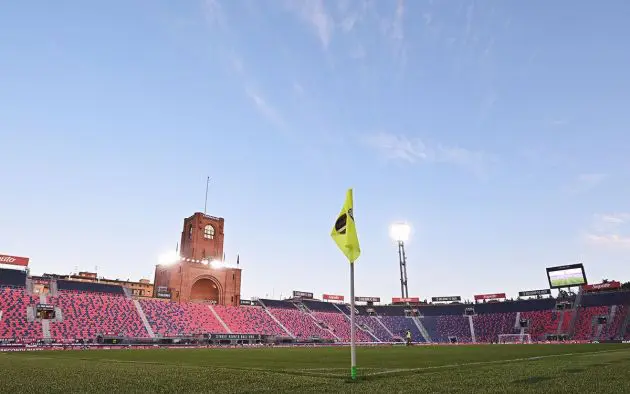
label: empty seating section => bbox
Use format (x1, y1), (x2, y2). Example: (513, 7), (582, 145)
(356, 315), (392, 341)
(268, 307), (333, 339)
(303, 300), (339, 312)
(57, 279), (125, 295)
(436, 315), (472, 343)
(0, 287), (41, 339)
(2, 279), (629, 342)
(139, 299), (226, 336)
(0, 269), (27, 287)
(573, 306), (608, 340)
(213, 305), (285, 336)
(521, 311), (558, 341)
(49, 290), (147, 339)
(380, 316), (423, 342)
(312, 311), (373, 342)
(472, 313), (517, 343)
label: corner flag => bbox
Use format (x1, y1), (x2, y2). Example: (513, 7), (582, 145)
(330, 189), (361, 263)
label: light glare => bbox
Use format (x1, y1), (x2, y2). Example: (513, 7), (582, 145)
(389, 222), (411, 242)
(158, 251), (179, 265)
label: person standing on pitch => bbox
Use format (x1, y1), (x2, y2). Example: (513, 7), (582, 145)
(406, 330), (412, 346)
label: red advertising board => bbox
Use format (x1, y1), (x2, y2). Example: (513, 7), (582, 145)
(323, 294), (344, 301)
(474, 293), (506, 301)
(392, 297), (420, 303)
(0, 254), (29, 267)
(582, 281), (621, 292)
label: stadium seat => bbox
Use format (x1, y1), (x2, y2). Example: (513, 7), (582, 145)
(213, 305), (286, 336)
(267, 307), (334, 340)
(139, 299), (227, 337)
(49, 290), (148, 340)
(311, 311), (373, 342)
(0, 287), (42, 340)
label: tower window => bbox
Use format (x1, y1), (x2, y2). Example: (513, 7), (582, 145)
(188, 224), (193, 240)
(204, 224), (215, 239)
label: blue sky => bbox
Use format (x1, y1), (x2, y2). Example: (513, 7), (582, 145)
(2, 0), (630, 302)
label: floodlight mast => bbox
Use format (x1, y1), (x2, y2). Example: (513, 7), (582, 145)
(390, 223), (411, 299)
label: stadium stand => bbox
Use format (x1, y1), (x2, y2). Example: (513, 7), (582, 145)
(355, 315), (393, 342)
(57, 279), (125, 295)
(0, 287), (42, 340)
(49, 290), (148, 340)
(436, 315), (472, 343)
(573, 306), (609, 341)
(0, 269), (27, 287)
(472, 312), (517, 343)
(267, 307), (333, 340)
(311, 311), (373, 342)
(213, 305), (286, 336)
(520, 310), (559, 341)
(139, 299), (227, 337)
(380, 316), (424, 342)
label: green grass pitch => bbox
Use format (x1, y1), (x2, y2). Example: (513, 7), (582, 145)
(1, 344), (629, 393)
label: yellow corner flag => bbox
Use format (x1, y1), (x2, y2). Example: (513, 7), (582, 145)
(331, 188), (361, 263)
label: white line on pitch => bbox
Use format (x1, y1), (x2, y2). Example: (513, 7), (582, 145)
(366, 348), (628, 377)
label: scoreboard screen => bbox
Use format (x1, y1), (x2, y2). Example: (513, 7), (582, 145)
(546, 263), (587, 288)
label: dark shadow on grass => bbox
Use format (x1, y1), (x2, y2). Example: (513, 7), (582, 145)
(511, 376), (554, 385)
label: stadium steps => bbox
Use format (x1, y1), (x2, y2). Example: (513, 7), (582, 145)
(413, 317), (432, 343)
(41, 319), (51, 339)
(568, 290), (584, 337)
(514, 312), (521, 330)
(208, 305), (232, 334)
(467, 315), (476, 343)
(372, 316), (395, 339)
(259, 300), (295, 338)
(333, 304), (381, 342)
(607, 305), (618, 336)
(27, 305), (35, 322)
(132, 299), (155, 338)
(25, 277), (34, 294)
(620, 309), (630, 339)
(50, 280), (58, 296)
(556, 310), (566, 335)
(298, 303), (340, 341)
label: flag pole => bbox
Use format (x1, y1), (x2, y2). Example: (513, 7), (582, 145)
(349, 260), (357, 380)
(204, 176), (210, 214)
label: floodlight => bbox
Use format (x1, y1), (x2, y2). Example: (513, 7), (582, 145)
(389, 222), (411, 242)
(210, 260), (223, 269)
(158, 251), (179, 265)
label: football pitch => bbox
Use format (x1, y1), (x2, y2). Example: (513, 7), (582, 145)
(1, 344), (629, 393)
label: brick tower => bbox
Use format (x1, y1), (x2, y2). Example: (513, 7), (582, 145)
(153, 212), (242, 306)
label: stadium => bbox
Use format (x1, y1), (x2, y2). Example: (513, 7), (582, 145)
(1, 210), (629, 392)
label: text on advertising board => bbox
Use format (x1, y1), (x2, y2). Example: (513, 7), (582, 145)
(209, 334), (261, 340)
(474, 293), (506, 301)
(292, 291), (313, 299)
(355, 296), (380, 303)
(323, 294), (344, 301)
(239, 300), (253, 306)
(431, 296), (461, 302)
(392, 297), (420, 303)
(0, 254), (29, 267)
(518, 289), (551, 297)
(582, 281), (621, 292)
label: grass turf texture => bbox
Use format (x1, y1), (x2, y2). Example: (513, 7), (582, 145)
(1, 344), (629, 393)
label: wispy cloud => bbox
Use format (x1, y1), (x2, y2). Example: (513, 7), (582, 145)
(585, 233), (630, 248)
(202, 0), (225, 28)
(245, 88), (285, 129)
(363, 132), (491, 177)
(570, 173), (608, 193)
(585, 212), (630, 248)
(285, 0), (334, 49)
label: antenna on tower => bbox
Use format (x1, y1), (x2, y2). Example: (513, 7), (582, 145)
(204, 176), (210, 214)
